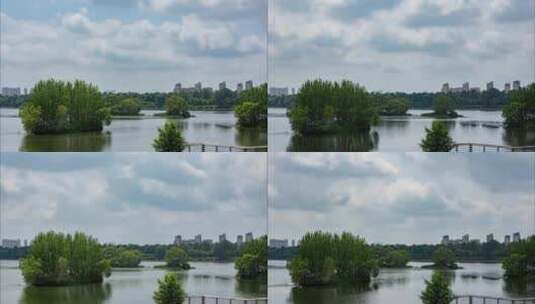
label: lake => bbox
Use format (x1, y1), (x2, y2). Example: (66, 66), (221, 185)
(0, 260), (266, 304)
(268, 260), (535, 304)
(268, 108), (535, 151)
(0, 108), (267, 152)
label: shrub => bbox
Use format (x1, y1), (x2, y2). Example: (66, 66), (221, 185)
(153, 273), (186, 304)
(153, 122), (185, 152)
(420, 121), (454, 152)
(235, 235), (267, 279)
(164, 247), (190, 269)
(420, 272), (454, 304)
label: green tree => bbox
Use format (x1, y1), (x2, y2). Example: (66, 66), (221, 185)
(235, 235), (267, 279)
(19, 79), (111, 134)
(234, 83), (267, 128)
(380, 98), (410, 116)
(379, 248), (410, 268)
(432, 247), (457, 269)
(420, 272), (454, 304)
(20, 231), (111, 286)
(164, 247), (190, 269)
(111, 98), (141, 116)
(165, 94), (190, 117)
(502, 236), (535, 278)
(433, 95), (455, 116)
(103, 247), (142, 268)
(420, 121), (454, 152)
(153, 122), (185, 152)
(213, 240), (237, 262)
(153, 273), (186, 304)
(502, 84), (535, 128)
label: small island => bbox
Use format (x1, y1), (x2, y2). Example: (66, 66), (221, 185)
(154, 246), (192, 270)
(235, 236), (267, 279)
(502, 84), (535, 129)
(153, 94), (192, 118)
(421, 95), (463, 118)
(502, 236), (535, 279)
(103, 246), (143, 268)
(421, 247), (462, 270)
(234, 84), (267, 128)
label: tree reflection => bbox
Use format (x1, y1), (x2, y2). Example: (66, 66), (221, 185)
(288, 131), (379, 152)
(20, 283), (112, 304)
(20, 132), (111, 152)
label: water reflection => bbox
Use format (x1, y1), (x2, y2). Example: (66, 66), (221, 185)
(20, 132), (111, 152)
(236, 127), (268, 147)
(20, 283), (112, 304)
(502, 129), (535, 147)
(290, 282), (372, 304)
(236, 278), (268, 298)
(288, 131), (379, 152)
(503, 279), (535, 297)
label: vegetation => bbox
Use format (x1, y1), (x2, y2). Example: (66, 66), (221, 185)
(502, 84), (535, 128)
(214, 240), (238, 262)
(103, 247), (142, 268)
(20, 231), (111, 286)
(502, 236), (535, 278)
(110, 97), (142, 116)
(376, 248), (410, 268)
(153, 273), (186, 304)
(288, 80), (378, 134)
(234, 84), (267, 128)
(288, 231), (378, 286)
(378, 97), (410, 116)
(164, 94), (190, 117)
(420, 272), (455, 304)
(19, 79), (111, 134)
(421, 95), (460, 118)
(153, 122), (185, 152)
(235, 236), (267, 279)
(164, 247), (190, 270)
(420, 121), (454, 152)
(421, 247), (460, 269)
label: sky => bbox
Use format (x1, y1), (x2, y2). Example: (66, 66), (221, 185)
(268, 153), (535, 245)
(269, 0), (535, 92)
(0, 0), (267, 92)
(0, 153), (267, 245)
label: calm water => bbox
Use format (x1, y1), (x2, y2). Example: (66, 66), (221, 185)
(268, 260), (535, 304)
(0, 108), (267, 151)
(1, 260), (266, 304)
(268, 108), (535, 151)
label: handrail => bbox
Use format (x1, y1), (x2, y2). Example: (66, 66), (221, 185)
(185, 295), (268, 304)
(184, 143), (267, 152)
(452, 295), (535, 303)
(451, 143), (535, 152)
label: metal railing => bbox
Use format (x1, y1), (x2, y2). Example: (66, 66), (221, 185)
(451, 143), (535, 152)
(184, 143), (267, 152)
(186, 295), (268, 304)
(452, 295), (535, 304)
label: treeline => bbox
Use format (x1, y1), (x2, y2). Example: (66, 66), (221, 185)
(269, 240), (507, 262)
(268, 88), (509, 109)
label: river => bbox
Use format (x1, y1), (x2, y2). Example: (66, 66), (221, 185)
(268, 108), (535, 151)
(268, 260), (535, 304)
(0, 260), (266, 304)
(0, 108), (267, 152)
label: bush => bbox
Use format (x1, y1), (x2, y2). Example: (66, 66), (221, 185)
(502, 236), (535, 278)
(235, 235), (267, 279)
(20, 231), (111, 286)
(433, 95), (456, 116)
(431, 247), (457, 269)
(103, 247), (142, 268)
(165, 94), (190, 117)
(111, 98), (141, 116)
(502, 84), (535, 128)
(153, 122), (185, 152)
(234, 84), (267, 128)
(420, 121), (454, 152)
(164, 247), (190, 269)
(380, 98), (409, 116)
(20, 79), (111, 134)
(420, 272), (454, 304)
(153, 273), (186, 304)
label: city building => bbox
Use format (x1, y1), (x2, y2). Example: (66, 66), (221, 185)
(470, 87), (481, 93)
(513, 80), (521, 91)
(462, 82), (469, 92)
(219, 81), (226, 91)
(237, 83), (243, 93)
(486, 81), (494, 91)
(504, 235), (511, 245)
(174, 83), (182, 93)
(174, 235), (182, 245)
(1, 239), (21, 248)
(486, 233), (494, 243)
(291, 240), (296, 247)
(269, 239), (289, 248)
(194, 234), (202, 244)
(504, 83), (511, 93)
(1, 87), (21, 96)
(219, 233), (227, 243)
(237, 235), (244, 246)
(441, 83), (450, 94)
(513, 232), (521, 242)
(291, 88), (296, 95)
(269, 87), (289, 96)
(245, 80), (253, 90)
(194, 82), (202, 91)
(245, 232), (253, 242)
(441, 235), (450, 245)
(24, 88), (28, 95)
(24, 240), (28, 247)
(462, 234), (469, 243)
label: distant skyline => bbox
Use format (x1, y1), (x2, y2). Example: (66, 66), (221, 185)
(0, 0), (267, 92)
(269, 153), (535, 244)
(269, 0), (534, 92)
(0, 153), (267, 245)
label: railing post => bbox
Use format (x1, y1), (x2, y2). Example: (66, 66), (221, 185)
(202, 295), (205, 304)
(202, 144), (205, 152)
(215, 145), (218, 152)
(468, 296), (472, 304)
(469, 144), (473, 152)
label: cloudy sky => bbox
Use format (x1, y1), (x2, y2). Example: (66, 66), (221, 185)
(0, 0), (267, 92)
(269, 0), (534, 92)
(0, 153), (266, 245)
(269, 153), (535, 245)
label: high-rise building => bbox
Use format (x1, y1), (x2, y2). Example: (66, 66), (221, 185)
(219, 81), (226, 91)
(237, 235), (243, 245)
(195, 82), (202, 91)
(24, 88), (28, 95)
(269, 239), (289, 248)
(194, 234), (202, 244)
(219, 233), (227, 243)
(441, 83), (450, 94)
(462, 234), (469, 243)
(291, 240), (296, 247)
(462, 82), (469, 92)
(245, 80), (253, 90)
(291, 88), (296, 95)
(486, 81), (494, 91)
(1, 87), (21, 96)
(237, 83), (243, 93)
(513, 232), (521, 242)
(513, 80), (521, 90)
(1, 239), (21, 248)
(24, 240), (28, 247)
(486, 233), (494, 243)
(174, 235), (182, 245)
(174, 83), (182, 93)
(504, 83), (511, 93)
(441, 235), (450, 245)
(245, 232), (253, 242)
(504, 235), (511, 245)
